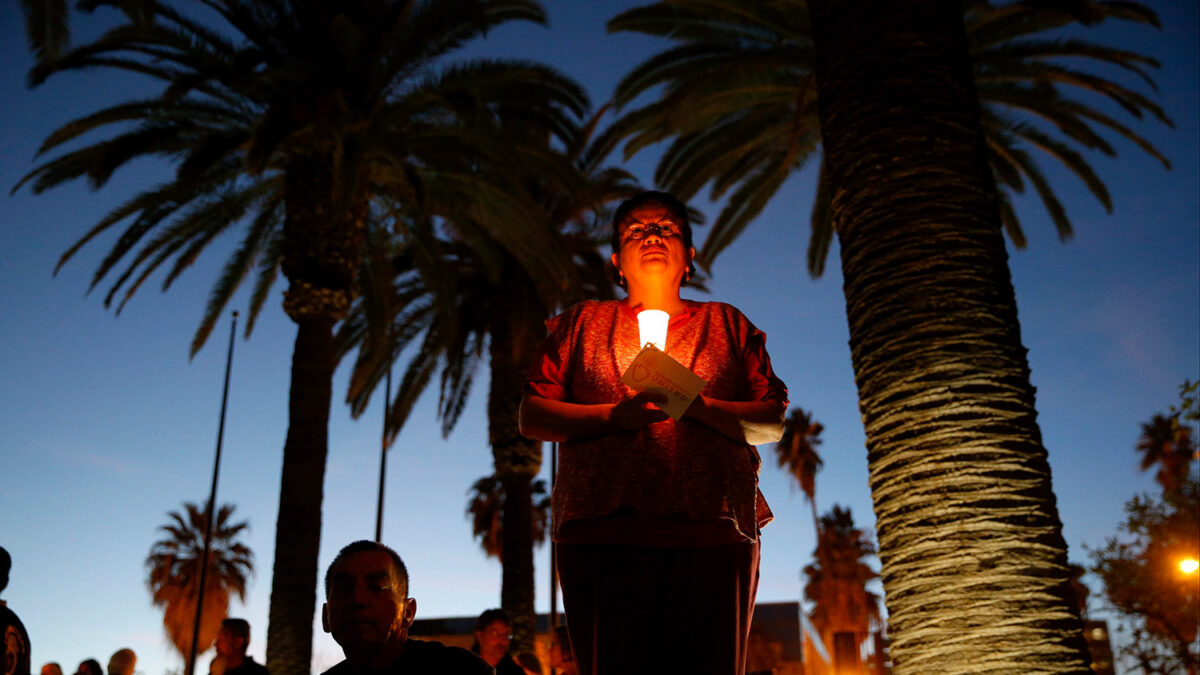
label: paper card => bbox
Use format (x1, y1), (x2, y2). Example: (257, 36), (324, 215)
(620, 345), (708, 420)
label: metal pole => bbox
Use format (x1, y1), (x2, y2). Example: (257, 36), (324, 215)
(548, 441), (558, 674)
(375, 365), (391, 542)
(186, 311), (238, 675)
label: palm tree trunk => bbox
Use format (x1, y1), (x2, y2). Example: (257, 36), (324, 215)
(266, 316), (334, 675)
(488, 295), (544, 657)
(266, 152), (363, 675)
(808, 0), (1090, 671)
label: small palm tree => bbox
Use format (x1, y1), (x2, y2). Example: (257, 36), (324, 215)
(803, 505), (880, 674)
(465, 475), (551, 561)
(146, 501), (253, 661)
(1136, 412), (1196, 494)
(775, 407), (824, 531)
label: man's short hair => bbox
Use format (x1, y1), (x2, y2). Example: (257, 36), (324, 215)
(106, 649), (135, 675)
(473, 608), (511, 632)
(0, 545), (10, 591)
(220, 618), (250, 644)
(323, 540), (409, 599)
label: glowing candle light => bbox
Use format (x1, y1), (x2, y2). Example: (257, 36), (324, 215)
(1181, 558), (1199, 575)
(637, 309), (669, 351)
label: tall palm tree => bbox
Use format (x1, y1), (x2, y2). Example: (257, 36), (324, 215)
(803, 0), (1094, 669)
(465, 475), (551, 560)
(18, 0), (69, 66)
(336, 117), (636, 652)
(775, 407), (824, 531)
(605, 0), (1171, 276)
(803, 505), (880, 675)
(15, 3), (585, 673)
(1136, 412), (1196, 494)
(146, 501), (253, 662)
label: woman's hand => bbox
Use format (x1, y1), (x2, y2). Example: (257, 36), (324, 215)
(610, 391), (670, 430)
(683, 395), (786, 445)
(519, 391), (669, 443)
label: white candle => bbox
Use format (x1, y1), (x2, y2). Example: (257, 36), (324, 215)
(637, 309), (669, 351)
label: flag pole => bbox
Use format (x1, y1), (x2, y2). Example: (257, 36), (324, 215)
(186, 311), (238, 675)
(375, 365), (391, 542)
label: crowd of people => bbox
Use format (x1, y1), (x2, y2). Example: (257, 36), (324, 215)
(4, 191), (782, 675)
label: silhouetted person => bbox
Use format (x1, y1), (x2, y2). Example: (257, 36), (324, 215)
(105, 650), (135, 675)
(548, 627), (578, 675)
(1, 546), (31, 675)
(320, 541), (490, 675)
(211, 619), (267, 675)
(470, 610), (521, 675)
(74, 660), (102, 675)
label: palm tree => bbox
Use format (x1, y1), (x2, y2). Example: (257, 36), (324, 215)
(802, 0), (1095, 669)
(16, 3), (585, 673)
(1136, 412), (1196, 494)
(605, 0), (1171, 276)
(146, 501), (253, 662)
(465, 475), (551, 560)
(336, 117), (636, 652)
(803, 505), (880, 675)
(775, 407), (824, 531)
(18, 0), (68, 66)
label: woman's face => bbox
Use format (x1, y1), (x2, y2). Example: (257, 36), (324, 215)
(610, 202), (694, 291)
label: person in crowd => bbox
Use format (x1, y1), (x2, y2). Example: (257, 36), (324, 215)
(74, 660), (102, 675)
(105, 650), (135, 675)
(513, 652), (542, 675)
(520, 190), (788, 675)
(320, 541), (490, 675)
(40, 663), (63, 675)
(470, 610), (521, 675)
(547, 627), (577, 675)
(212, 619), (267, 675)
(1, 547), (31, 675)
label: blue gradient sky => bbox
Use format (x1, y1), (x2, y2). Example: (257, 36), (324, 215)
(1, 2), (1196, 674)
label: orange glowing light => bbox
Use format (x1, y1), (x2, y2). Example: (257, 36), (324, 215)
(637, 309), (669, 351)
(1181, 558), (1199, 575)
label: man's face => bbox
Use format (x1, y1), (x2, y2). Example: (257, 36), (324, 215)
(474, 620), (512, 663)
(321, 551), (414, 658)
(214, 629), (239, 659)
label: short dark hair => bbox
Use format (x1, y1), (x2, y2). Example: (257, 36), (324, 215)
(0, 546), (9, 592)
(324, 540), (409, 599)
(607, 191), (696, 289)
(220, 618), (251, 644)
(473, 608), (511, 632)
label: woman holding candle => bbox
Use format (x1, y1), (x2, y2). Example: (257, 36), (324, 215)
(519, 191), (788, 675)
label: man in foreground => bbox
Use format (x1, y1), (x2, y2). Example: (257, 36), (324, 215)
(321, 541), (491, 675)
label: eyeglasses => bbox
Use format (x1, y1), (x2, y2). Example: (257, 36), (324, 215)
(620, 220), (683, 243)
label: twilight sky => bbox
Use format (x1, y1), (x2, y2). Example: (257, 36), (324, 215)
(0, 2), (1196, 674)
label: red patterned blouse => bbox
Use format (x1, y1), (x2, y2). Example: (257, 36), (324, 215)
(525, 299), (788, 547)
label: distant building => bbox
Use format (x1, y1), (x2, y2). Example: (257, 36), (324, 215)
(1083, 620), (1115, 675)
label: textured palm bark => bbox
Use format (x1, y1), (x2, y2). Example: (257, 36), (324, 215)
(266, 316), (335, 675)
(808, 0), (1090, 671)
(266, 153), (365, 675)
(488, 289), (545, 657)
